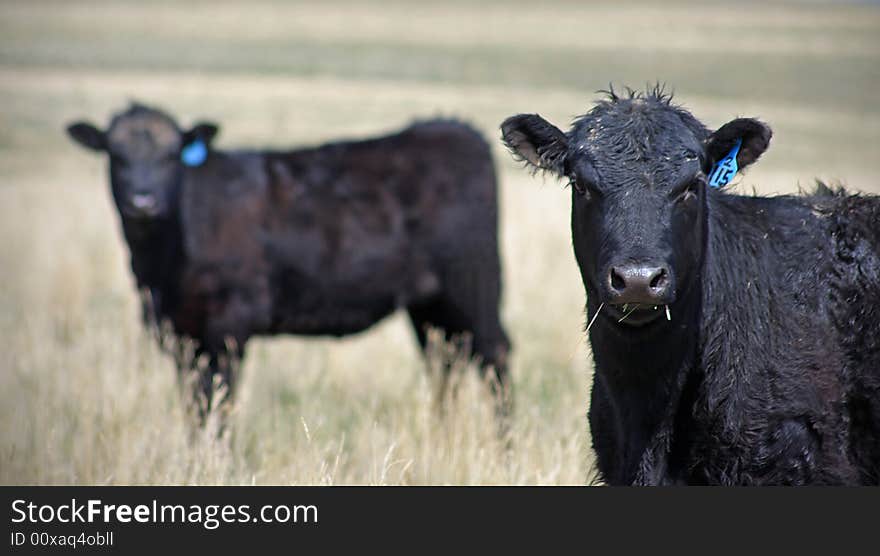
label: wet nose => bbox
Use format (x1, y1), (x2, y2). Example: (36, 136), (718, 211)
(607, 264), (671, 304)
(130, 193), (157, 213)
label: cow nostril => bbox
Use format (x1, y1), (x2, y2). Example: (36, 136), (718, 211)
(610, 268), (626, 292)
(650, 268), (669, 290)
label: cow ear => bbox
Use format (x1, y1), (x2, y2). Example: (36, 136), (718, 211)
(66, 122), (107, 152)
(501, 114), (568, 175)
(706, 118), (771, 170)
(183, 122), (219, 147)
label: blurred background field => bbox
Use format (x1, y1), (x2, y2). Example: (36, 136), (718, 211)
(1, 0), (878, 485)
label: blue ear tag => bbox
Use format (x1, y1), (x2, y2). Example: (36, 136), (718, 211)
(181, 139), (207, 167)
(707, 138), (742, 188)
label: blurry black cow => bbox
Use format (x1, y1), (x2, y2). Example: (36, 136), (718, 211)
(67, 103), (511, 422)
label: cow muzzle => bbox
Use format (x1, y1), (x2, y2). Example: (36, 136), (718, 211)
(125, 193), (161, 218)
(604, 263), (675, 326)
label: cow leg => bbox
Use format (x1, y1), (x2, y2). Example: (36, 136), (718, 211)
(407, 293), (512, 432)
(177, 340), (245, 429)
(470, 319), (512, 425)
(407, 298), (462, 413)
(199, 342), (243, 421)
(186, 286), (263, 429)
(441, 255), (512, 423)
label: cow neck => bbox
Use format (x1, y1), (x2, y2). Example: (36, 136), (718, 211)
(589, 283), (701, 480)
(120, 212), (184, 292)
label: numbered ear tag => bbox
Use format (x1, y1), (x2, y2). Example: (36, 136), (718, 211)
(707, 138), (742, 188)
(181, 139), (207, 167)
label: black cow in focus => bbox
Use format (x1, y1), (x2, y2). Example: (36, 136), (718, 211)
(67, 103), (511, 422)
(502, 87), (880, 485)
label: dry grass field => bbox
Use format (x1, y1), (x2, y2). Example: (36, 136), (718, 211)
(1, 0), (878, 485)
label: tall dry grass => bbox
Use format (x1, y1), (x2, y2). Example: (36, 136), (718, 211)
(0, 164), (591, 485)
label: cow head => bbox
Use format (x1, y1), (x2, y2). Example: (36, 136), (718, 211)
(67, 103), (219, 221)
(502, 87), (770, 328)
